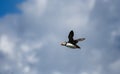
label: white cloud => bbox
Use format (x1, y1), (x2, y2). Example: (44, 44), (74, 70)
(23, 66), (38, 74)
(20, 0), (47, 18)
(56, 0), (96, 31)
(80, 65), (102, 74)
(20, 42), (43, 53)
(3, 64), (11, 71)
(52, 71), (62, 74)
(2, 0), (119, 74)
(87, 0), (96, 10)
(103, 0), (109, 3)
(81, 72), (88, 74)
(21, 44), (30, 52)
(0, 35), (15, 57)
(109, 59), (120, 73)
(91, 66), (102, 74)
(31, 42), (43, 49)
(88, 49), (102, 64)
(23, 66), (30, 73)
(27, 53), (39, 63)
(18, 62), (23, 68)
(110, 28), (120, 44)
(0, 0), (96, 73)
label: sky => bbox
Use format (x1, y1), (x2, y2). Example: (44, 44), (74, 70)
(0, 0), (120, 74)
(0, 0), (24, 17)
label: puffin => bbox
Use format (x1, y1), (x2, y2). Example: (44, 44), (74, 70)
(61, 30), (85, 49)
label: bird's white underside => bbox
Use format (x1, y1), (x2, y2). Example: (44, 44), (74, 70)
(66, 43), (77, 48)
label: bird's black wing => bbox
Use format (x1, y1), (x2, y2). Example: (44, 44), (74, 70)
(75, 38), (85, 42)
(68, 30), (74, 43)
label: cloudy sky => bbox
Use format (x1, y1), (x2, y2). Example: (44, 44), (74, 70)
(0, 0), (120, 74)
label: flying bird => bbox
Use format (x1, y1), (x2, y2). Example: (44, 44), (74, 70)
(61, 30), (85, 49)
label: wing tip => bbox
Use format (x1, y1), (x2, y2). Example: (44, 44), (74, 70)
(70, 30), (74, 34)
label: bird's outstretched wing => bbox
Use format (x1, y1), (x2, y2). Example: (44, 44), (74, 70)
(75, 38), (85, 42)
(68, 30), (74, 43)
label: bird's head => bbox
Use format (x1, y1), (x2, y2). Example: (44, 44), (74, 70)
(61, 42), (67, 46)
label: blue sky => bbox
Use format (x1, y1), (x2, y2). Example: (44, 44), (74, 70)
(0, 0), (120, 74)
(0, 0), (24, 17)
